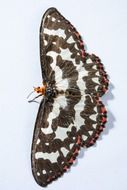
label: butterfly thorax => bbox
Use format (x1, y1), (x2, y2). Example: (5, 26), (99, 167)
(45, 85), (58, 98)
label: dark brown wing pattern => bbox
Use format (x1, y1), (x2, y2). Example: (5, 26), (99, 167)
(31, 7), (109, 187)
(31, 99), (81, 187)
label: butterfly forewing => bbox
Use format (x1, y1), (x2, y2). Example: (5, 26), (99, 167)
(31, 7), (109, 187)
(40, 8), (86, 87)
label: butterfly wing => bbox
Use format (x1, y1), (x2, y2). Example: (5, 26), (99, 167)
(31, 97), (81, 187)
(40, 7), (108, 95)
(39, 7), (86, 87)
(31, 7), (109, 186)
(84, 53), (109, 97)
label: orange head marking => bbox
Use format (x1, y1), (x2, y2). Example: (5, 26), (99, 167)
(34, 85), (46, 95)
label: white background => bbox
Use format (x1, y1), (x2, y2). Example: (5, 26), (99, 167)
(0, 0), (127, 189)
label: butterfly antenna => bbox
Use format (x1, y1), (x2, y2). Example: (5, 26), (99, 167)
(27, 90), (35, 99)
(28, 94), (42, 103)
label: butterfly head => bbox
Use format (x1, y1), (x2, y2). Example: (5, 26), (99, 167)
(34, 85), (46, 95)
(28, 82), (58, 103)
(27, 84), (46, 103)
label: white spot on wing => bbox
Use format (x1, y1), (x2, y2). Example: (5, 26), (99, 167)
(82, 135), (87, 141)
(96, 71), (100, 76)
(88, 131), (93, 135)
(93, 124), (97, 129)
(67, 36), (75, 43)
(54, 123), (73, 141)
(74, 44), (79, 50)
(52, 41), (56, 45)
(95, 85), (99, 91)
(86, 58), (92, 64)
(92, 77), (100, 84)
(36, 139), (40, 145)
(61, 147), (69, 157)
(93, 65), (97, 69)
(42, 169), (46, 174)
(44, 39), (48, 46)
(35, 151), (59, 163)
(89, 113), (97, 121)
(70, 143), (74, 149)
(44, 28), (66, 39)
(51, 17), (56, 22)
(37, 172), (40, 176)
(94, 107), (97, 112)
(59, 48), (75, 63)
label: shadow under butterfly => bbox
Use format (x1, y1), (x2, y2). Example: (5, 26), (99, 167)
(29, 7), (109, 187)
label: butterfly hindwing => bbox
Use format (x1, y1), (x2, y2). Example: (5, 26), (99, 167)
(84, 53), (109, 97)
(78, 95), (107, 147)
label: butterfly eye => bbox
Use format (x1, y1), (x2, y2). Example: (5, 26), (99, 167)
(34, 86), (43, 94)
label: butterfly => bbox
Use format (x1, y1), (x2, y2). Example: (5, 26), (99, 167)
(30, 7), (109, 187)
